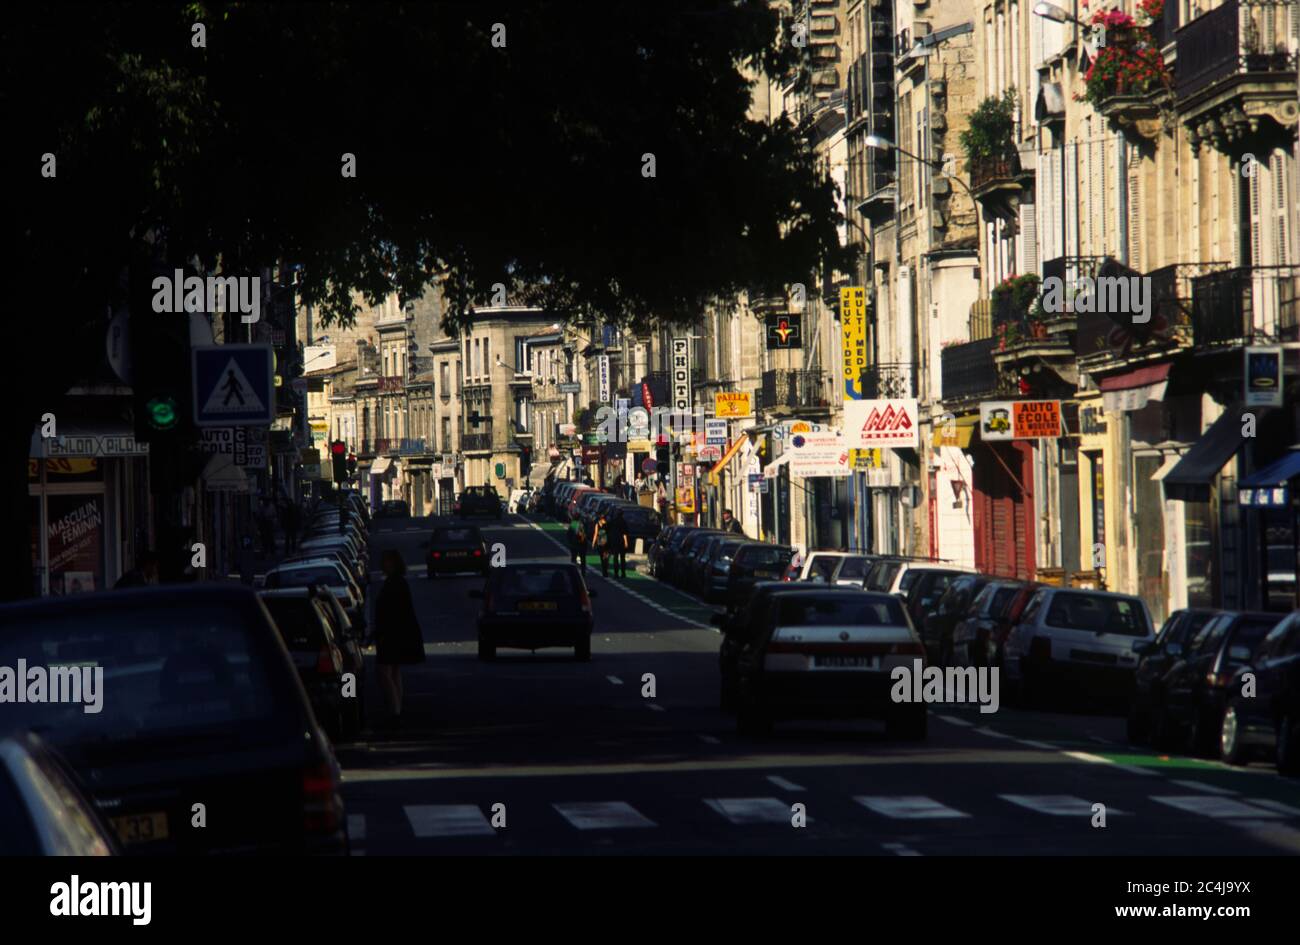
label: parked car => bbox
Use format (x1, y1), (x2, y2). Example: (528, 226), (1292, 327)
(457, 485), (503, 518)
(950, 580), (1027, 668)
(728, 589), (928, 739)
(828, 554), (877, 588)
(0, 586), (348, 854)
(472, 563), (597, 661)
(283, 549), (366, 590)
(1220, 610), (1300, 771)
(648, 525), (689, 578)
(655, 526), (699, 581)
(917, 573), (988, 664)
(700, 538), (748, 603)
(0, 733), (117, 855)
(799, 551), (850, 583)
(1003, 587), (1154, 706)
(263, 560), (363, 616)
(689, 534), (732, 595)
(259, 590), (354, 739)
(1127, 608), (1220, 745)
(373, 499), (411, 520)
(671, 529), (724, 588)
(1155, 610), (1281, 756)
(619, 504), (663, 546)
(724, 543), (796, 609)
(427, 524), (489, 577)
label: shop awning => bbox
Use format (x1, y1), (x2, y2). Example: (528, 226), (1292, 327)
(1150, 454), (1182, 481)
(1100, 362), (1170, 413)
(1240, 451), (1300, 488)
(1162, 406), (1247, 487)
(932, 417), (976, 448)
(763, 453), (791, 479)
(369, 456), (392, 476)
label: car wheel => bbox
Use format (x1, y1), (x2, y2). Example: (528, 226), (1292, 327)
(575, 636), (591, 662)
(1220, 704), (1248, 765)
(886, 704), (927, 741)
(1277, 714), (1300, 776)
(478, 636), (496, 661)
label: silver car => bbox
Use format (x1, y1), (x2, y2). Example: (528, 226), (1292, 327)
(1003, 587), (1154, 705)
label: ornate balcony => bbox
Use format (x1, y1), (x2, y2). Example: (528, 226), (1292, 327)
(941, 338), (1003, 403)
(1190, 264), (1300, 349)
(860, 362), (914, 399)
(759, 369), (829, 413)
(1175, 0), (1299, 156)
(461, 432), (493, 453)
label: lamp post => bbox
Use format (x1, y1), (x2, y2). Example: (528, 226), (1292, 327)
(863, 133), (975, 202)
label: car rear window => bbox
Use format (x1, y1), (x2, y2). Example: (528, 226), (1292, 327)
(867, 561), (901, 590)
(1044, 592), (1149, 636)
(898, 569), (928, 592)
(989, 586), (1018, 616)
(738, 546), (792, 567)
(836, 557), (871, 579)
(262, 599), (327, 650)
(491, 567), (578, 597)
(808, 556), (840, 580)
(266, 566), (342, 588)
(1227, 617), (1281, 658)
(0, 603), (290, 748)
(775, 595), (906, 628)
(435, 528), (480, 543)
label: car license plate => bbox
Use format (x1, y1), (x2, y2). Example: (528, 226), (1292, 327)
(447, 551), (465, 557)
(520, 601), (558, 612)
(755, 570), (776, 579)
(814, 655), (876, 669)
(111, 811), (169, 845)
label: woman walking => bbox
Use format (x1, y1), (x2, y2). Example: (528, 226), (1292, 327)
(374, 549), (425, 730)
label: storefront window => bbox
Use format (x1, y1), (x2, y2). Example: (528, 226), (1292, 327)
(1132, 454), (1167, 625)
(45, 494), (106, 595)
(1184, 498), (1213, 608)
(1262, 507), (1297, 611)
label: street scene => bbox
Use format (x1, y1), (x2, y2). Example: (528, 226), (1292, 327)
(3, 0), (1300, 886)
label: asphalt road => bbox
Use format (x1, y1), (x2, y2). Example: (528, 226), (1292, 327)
(335, 513), (1300, 856)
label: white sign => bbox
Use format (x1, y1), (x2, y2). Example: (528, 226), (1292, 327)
(671, 338), (692, 412)
(979, 401), (1015, 441)
(705, 418), (728, 446)
(599, 355), (612, 403)
(773, 419), (829, 441)
(199, 426), (267, 466)
(303, 344), (337, 373)
(40, 433), (149, 458)
(788, 430), (851, 478)
(845, 399), (919, 449)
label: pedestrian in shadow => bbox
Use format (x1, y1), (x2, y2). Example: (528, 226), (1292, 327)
(374, 549), (425, 730)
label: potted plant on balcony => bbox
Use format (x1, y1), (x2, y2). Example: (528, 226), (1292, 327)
(960, 89), (1018, 188)
(1078, 9), (1171, 110)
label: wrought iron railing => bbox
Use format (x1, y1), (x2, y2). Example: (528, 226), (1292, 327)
(970, 153), (1018, 192)
(759, 369), (827, 409)
(941, 338), (1000, 401)
(860, 362), (915, 399)
(1191, 264), (1300, 347)
(462, 433), (493, 452)
(1175, 0), (1299, 100)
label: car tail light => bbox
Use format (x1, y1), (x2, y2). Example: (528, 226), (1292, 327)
(302, 763), (342, 836)
(432, 551), (442, 559)
(473, 548), (483, 557)
(1206, 671), (1231, 688)
(317, 645), (339, 674)
(578, 586), (592, 611)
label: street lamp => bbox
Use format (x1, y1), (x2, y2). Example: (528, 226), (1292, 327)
(863, 134), (975, 201)
(1032, 2), (1083, 25)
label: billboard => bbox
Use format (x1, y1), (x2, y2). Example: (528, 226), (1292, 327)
(844, 398), (919, 449)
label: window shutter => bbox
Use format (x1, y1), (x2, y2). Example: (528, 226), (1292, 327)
(1249, 160), (1262, 267)
(1229, 161), (1240, 267)
(1127, 151), (1142, 271)
(1271, 150), (1288, 266)
(1019, 202), (1038, 275)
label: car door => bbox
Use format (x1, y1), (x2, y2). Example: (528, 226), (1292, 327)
(1165, 614), (1229, 724)
(1240, 613), (1300, 738)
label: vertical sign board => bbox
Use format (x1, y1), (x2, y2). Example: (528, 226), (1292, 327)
(598, 355), (612, 404)
(840, 287), (868, 400)
(1245, 346), (1283, 407)
(677, 462), (696, 513)
(671, 338), (692, 412)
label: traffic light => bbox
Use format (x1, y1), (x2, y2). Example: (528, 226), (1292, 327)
(130, 261), (195, 443)
(331, 440), (347, 483)
(656, 444), (669, 475)
(520, 445), (532, 476)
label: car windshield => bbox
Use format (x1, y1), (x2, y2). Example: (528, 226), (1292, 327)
(809, 556), (840, 580)
(435, 528), (480, 543)
(491, 567), (577, 598)
(739, 546), (791, 567)
(1044, 592), (1149, 636)
(775, 595), (906, 628)
(836, 557), (871, 579)
(899, 568), (938, 592)
(266, 566), (342, 588)
(990, 586), (1018, 615)
(0, 603), (288, 749)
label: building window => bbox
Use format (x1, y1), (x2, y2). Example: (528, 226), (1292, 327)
(440, 362), (450, 397)
(442, 417), (450, 452)
(484, 337), (491, 373)
(473, 338), (480, 377)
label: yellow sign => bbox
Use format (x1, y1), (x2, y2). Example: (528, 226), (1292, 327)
(850, 448), (884, 470)
(676, 487), (696, 514)
(840, 286), (868, 400)
(714, 391), (753, 419)
(628, 438), (652, 452)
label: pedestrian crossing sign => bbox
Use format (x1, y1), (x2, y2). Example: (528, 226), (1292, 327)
(192, 344), (275, 426)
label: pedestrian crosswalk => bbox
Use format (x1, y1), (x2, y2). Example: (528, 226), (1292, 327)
(378, 790), (1297, 843)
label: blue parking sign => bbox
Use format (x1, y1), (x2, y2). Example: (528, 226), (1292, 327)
(192, 344), (274, 426)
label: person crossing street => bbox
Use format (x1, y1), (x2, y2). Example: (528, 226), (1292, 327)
(567, 515), (588, 571)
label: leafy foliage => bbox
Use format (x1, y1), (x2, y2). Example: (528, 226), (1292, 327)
(959, 89), (1017, 162)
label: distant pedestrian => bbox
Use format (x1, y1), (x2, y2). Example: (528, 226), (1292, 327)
(607, 509), (630, 578)
(722, 509), (745, 536)
(374, 550), (425, 730)
(567, 515), (588, 571)
(592, 514), (612, 577)
(114, 550), (160, 589)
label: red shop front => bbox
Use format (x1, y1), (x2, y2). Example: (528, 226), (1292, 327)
(971, 439), (1036, 580)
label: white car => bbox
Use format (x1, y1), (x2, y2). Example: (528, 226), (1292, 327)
(865, 559), (970, 596)
(508, 488), (531, 514)
(799, 551), (852, 583)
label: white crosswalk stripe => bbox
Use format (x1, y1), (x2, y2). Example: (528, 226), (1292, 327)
(552, 801), (656, 830)
(705, 797), (801, 825)
(1169, 779), (1237, 795)
(1000, 795), (1123, 816)
(404, 804), (496, 837)
(1151, 796), (1284, 819)
(1244, 798), (1300, 817)
(855, 795), (971, 819)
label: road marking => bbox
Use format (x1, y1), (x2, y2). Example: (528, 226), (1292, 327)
(1062, 750), (1111, 765)
(645, 703), (666, 712)
(1000, 795), (1122, 816)
(1169, 779), (1237, 795)
(882, 842), (923, 856)
(973, 727), (1014, 740)
(766, 775), (804, 791)
(552, 801), (656, 830)
(934, 714), (973, 727)
(348, 814), (366, 840)
(699, 734), (721, 744)
(855, 796), (970, 819)
(705, 797), (801, 825)
(404, 804), (496, 837)
(1150, 796), (1284, 819)
(606, 675), (624, 685)
(1244, 798), (1300, 817)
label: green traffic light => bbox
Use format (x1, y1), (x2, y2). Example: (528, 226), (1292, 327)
(146, 396), (178, 430)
